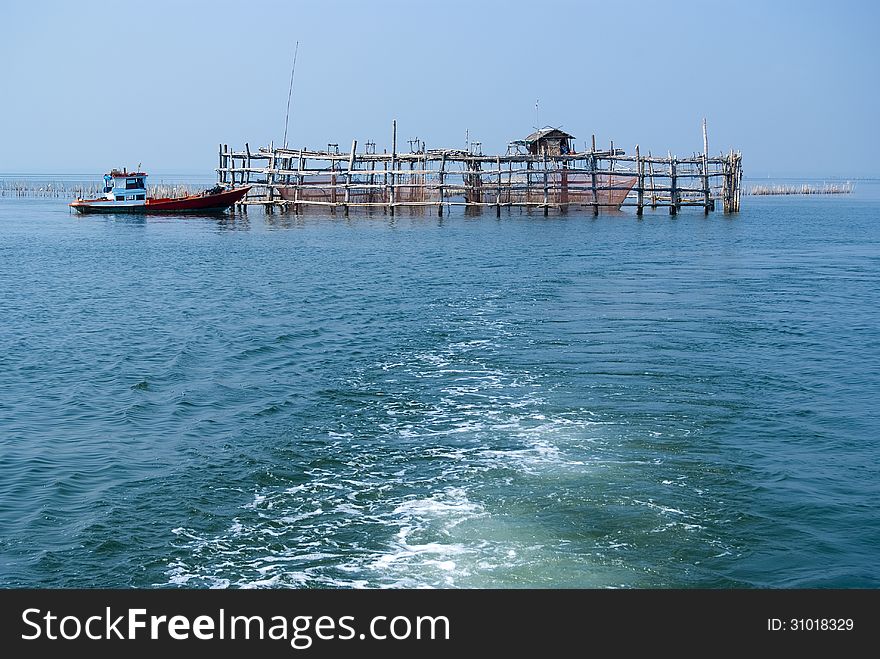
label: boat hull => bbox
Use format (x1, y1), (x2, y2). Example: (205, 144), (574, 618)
(70, 186), (250, 214)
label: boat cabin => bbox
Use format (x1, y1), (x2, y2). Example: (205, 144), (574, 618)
(102, 169), (148, 204)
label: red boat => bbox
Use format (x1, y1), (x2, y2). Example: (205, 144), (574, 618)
(70, 169), (250, 214)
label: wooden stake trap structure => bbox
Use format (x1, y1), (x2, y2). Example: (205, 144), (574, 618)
(216, 120), (742, 215)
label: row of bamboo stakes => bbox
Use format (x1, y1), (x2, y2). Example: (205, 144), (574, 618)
(217, 121), (742, 215)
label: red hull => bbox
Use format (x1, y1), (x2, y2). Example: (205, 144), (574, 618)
(144, 186), (251, 211)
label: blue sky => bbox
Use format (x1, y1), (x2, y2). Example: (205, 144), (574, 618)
(2, 0), (878, 177)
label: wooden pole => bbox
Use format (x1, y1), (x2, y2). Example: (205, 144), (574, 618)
(416, 154), (422, 203)
(669, 155), (677, 215)
(702, 118), (711, 214)
(329, 152), (337, 208)
(560, 159), (568, 209)
(590, 150), (599, 216)
(382, 151), (388, 214)
(542, 152), (549, 216)
(738, 154), (743, 211)
(408, 153), (416, 205)
(635, 144), (644, 217)
(245, 143), (252, 185)
(295, 149), (303, 213)
(225, 144), (231, 186)
(721, 150), (742, 213)
(390, 120), (397, 216)
(266, 141), (275, 209)
(722, 152), (730, 212)
(734, 152), (742, 212)
(591, 133), (597, 212)
(344, 139), (357, 215)
(438, 151), (446, 216)
(526, 160), (533, 205)
(496, 156), (502, 216)
(508, 157), (514, 210)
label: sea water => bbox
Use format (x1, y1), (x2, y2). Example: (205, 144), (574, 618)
(1, 182), (878, 588)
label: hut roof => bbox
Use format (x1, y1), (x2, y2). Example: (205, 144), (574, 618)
(523, 127), (575, 143)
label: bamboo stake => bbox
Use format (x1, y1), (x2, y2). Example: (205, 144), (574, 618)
(295, 149), (303, 213)
(266, 141), (275, 210)
(344, 139), (357, 215)
(496, 156), (502, 216)
(590, 150), (599, 216)
(382, 151), (388, 215)
(438, 151), (446, 216)
(542, 152), (549, 216)
(390, 120), (396, 215)
(636, 144), (644, 217)
(702, 119), (710, 215)
(245, 143), (252, 186)
(526, 160), (533, 205)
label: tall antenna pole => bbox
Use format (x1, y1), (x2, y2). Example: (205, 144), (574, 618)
(283, 41), (299, 149)
(535, 99), (539, 128)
